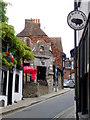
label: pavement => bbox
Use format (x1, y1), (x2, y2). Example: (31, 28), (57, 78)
(0, 88), (75, 119)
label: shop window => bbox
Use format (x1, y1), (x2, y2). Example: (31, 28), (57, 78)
(15, 74), (19, 92)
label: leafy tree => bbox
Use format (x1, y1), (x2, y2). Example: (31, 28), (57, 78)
(0, 0), (34, 68)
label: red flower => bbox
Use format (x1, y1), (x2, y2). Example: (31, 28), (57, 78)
(11, 57), (13, 62)
(5, 52), (10, 56)
(5, 52), (14, 62)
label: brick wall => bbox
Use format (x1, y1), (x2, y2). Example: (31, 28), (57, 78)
(64, 69), (71, 80)
(30, 36), (51, 44)
(51, 43), (62, 70)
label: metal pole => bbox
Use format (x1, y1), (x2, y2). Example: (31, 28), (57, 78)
(74, 1), (79, 120)
(74, 29), (79, 120)
(55, 66), (57, 92)
(62, 54), (64, 89)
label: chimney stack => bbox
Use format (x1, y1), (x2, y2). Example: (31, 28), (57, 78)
(25, 19), (31, 28)
(25, 19), (40, 28)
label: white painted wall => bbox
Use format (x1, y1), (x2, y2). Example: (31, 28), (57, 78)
(12, 70), (23, 103)
(0, 70), (9, 107)
(0, 68), (23, 107)
(0, 96), (7, 107)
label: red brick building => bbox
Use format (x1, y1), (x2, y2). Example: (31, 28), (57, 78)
(50, 37), (63, 70)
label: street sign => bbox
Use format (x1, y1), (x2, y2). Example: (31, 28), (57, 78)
(67, 10), (87, 30)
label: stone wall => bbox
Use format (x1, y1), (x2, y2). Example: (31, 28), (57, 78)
(23, 82), (49, 98)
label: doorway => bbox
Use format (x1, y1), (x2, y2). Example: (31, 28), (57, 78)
(37, 66), (46, 81)
(2, 71), (7, 95)
(8, 72), (13, 105)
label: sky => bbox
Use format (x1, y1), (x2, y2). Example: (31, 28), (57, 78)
(5, 0), (74, 58)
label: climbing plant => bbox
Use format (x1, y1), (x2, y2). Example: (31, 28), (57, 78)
(0, 0), (34, 68)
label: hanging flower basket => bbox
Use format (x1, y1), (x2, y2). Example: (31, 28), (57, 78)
(4, 56), (12, 62)
(2, 52), (17, 68)
(5, 52), (13, 62)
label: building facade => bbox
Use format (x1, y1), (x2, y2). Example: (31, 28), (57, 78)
(17, 19), (63, 92)
(76, 1), (90, 119)
(0, 40), (23, 107)
(0, 63), (23, 107)
(70, 48), (75, 81)
(64, 58), (71, 80)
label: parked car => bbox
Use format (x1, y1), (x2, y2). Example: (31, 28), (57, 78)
(63, 79), (75, 88)
(63, 79), (70, 88)
(68, 79), (75, 88)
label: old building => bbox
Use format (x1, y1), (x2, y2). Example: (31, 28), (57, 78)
(50, 37), (64, 90)
(0, 53), (23, 107)
(17, 19), (63, 92)
(70, 48), (75, 81)
(64, 58), (71, 80)
(75, 1), (90, 119)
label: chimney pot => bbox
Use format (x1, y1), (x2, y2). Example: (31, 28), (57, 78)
(38, 19), (40, 23)
(34, 19), (35, 23)
(36, 19), (37, 23)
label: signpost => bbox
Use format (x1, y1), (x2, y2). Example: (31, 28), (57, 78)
(67, 8), (87, 120)
(67, 10), (87, 30)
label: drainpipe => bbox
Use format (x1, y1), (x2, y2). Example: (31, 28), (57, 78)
(74, 1), (79, 120)
(62, 53), (66, 89)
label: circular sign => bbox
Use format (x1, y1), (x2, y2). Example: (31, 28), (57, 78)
(67, 10), (87, 30)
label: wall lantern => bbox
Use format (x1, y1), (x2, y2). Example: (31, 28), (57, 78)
(39, 46), (44, 53)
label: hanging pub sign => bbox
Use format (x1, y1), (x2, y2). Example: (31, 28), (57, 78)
(67, 10), (87, 30)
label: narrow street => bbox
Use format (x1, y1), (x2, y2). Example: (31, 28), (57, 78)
(3, 89), (74, 119)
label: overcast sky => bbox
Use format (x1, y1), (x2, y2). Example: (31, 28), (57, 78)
(5, 0), (74, 58)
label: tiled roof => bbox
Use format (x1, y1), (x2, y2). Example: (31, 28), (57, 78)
(17, 19), (47, 37)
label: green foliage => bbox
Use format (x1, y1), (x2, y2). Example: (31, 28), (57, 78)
(2, 52), (17, 68)
(24, 50), (34, 60)
(2, 57), (13, 67)
(1, 0), (34, 68)
(1, 22), (34, 66)
(9, 36), (34, 65)
(0, 0), (8, 22)
(13, 58), (17, 65)
(1, 22), (15, 43)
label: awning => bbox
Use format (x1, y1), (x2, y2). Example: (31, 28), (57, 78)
(23, 66), (37, 74)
